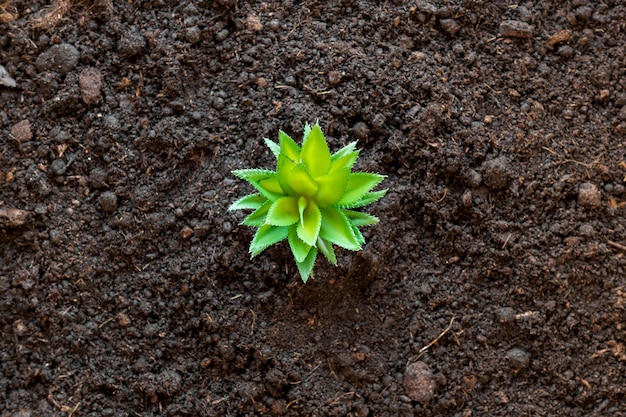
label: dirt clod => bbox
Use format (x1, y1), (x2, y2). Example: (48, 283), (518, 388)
(35, 43), (79, 74)
(499, 20), (534, 39)
(10, 119), (32, 142)
(577, 182), (601, 208)
(79, 67), (103, 104)
(480, 156), (512, 190)
(506, 348), (531, 371)
(403, 361), (436, 404)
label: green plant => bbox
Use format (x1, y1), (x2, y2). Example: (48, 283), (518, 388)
(229, 122), (386, 282)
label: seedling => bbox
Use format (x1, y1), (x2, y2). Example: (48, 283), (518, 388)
(229, 122), (386, 282)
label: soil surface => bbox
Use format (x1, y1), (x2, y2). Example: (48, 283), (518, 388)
(2, 0), (626, 416)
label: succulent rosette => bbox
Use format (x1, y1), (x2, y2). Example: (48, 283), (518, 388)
(229, 122), (386, 282)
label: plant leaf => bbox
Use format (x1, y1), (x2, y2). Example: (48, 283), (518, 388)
(277, 153), (297, 195)
(287, 164), (319, 198)
(316, 236), (337, 266)
(343, 210), (379, 226)
(279, 130), (301, 161)
(301, 122), (331, 178)
(232, 169), (284, 201)
(314, 167), (350, 207)
(250, 224), (288, 257)
(302, 122), (312, 142)
(241, 200), (272, 226)
(351, 221), (365, 245)
(296, 247), (317, 283)
(329, 150), (360, 173)
(266, 197), (299, 226)
(331, 141), (358, 161)
(264, 138), (280, 158)
(319, 207), (361, 251)
(337, 173), (385, 206)
(229, 193), (267, 211)
(297, 199), (322, 246)
(288, 225), (312, 263)
(340, 189), (388, 208)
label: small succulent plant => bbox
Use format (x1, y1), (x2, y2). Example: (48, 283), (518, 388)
(229, 122), (386, 282)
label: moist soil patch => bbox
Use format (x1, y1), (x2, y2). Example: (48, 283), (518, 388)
(1, 1), (626, 416)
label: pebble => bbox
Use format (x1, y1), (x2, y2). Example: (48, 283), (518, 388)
(403, 361), (436, 404)
(0, 208), (31, 228)
(440, 18), (460, 36)
(118, 31), (146, 58)
(89, 167), (108, 190)
(481, 156), (511, 190)
(35, 43), (80, 74)
(10, 119), (33, 142)
(50, 159), (67, 176)
(497, 307), (516, 323)
(0, 64), (16, 87)
(499, 20), (534, 39)
(577, 182), (601, 208)
(352, 121), (370, 140)
(79, 67), (103, 104)
(328, 70), (342, 86)
(185, 26), (202, 44)
(506, 348), (530, 371)
(99, 191), (118, 213)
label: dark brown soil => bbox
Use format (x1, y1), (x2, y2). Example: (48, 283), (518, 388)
(2, 1), (626, 416)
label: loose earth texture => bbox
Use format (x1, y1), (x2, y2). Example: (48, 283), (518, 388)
(1, 1), (626, 416)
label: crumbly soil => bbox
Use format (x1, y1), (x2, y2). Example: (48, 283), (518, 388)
(1, 1), (626, 416)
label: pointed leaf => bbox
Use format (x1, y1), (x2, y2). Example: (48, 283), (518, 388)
(314, 167), (350, 207)
(296, 247), (317, 283)
(250, 225), (288, 257)
(329, 150), (360, 173)
(301, 123), (331, 178)
(264, 138), (280, 158)
(266, 197), (299, 226)
(340, 189), (388, 208)
(319, 207), (361, 251)
(337, 173), (385, 206)
(331, 141), (358, 161)
(241, 200), (272, 226)
(279, 130), (301, 161)
(229, 193), (267, 211)
(277, 153), (297, 195)
(287, 164), (319, 198)
(351, 221), (366, 245)
(316, 236), (337, 266)
(297, 200), (321, 246)
(343, 210), (379, 226)
(233, 169), (284, 201)
(288, 225), (312, 263)
(302, 122), (312, 142)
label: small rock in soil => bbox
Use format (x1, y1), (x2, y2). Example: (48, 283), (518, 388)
(480, 156), (511, 190)
(403, 361), (436, 404)
(352, 121), (370, 140)
(499, 20), (534, 39)
(89, 167), (108, 189)
(10, 119), (33, 142)
(50, 159), (67, 176)
(577, 182), (601, 208)
(99, 191), (118, 213)
(35, 43), (80, 74)
(79, 67), (103, 104)
(439, 18), (460, 36)
(0, 208), (31, 227)
(0, 64), (16, 87)
(506, 348), (530, 371)
(185, 26), (202, 44)
(118, 31), (146, 58)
